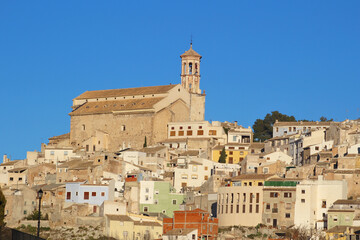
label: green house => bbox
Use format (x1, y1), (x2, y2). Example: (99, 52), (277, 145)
(140, 181), (185, 217)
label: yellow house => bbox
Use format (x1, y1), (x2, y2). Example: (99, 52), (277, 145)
(326, 225), (350, 240)
(212, 143), (249, 164)
(106, 214), (162, 240)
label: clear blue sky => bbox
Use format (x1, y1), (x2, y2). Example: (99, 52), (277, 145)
(1, 1), (359, 160)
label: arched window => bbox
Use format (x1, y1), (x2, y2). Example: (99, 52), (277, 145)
(183, 63), (187, 74)
(189, 63), (193, 74)
(195, 63), (198, 73)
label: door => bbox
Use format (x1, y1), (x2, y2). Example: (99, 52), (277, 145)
(273, 219), (277, 228)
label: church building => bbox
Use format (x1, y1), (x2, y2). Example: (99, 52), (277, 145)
(69, 44), (206, 152)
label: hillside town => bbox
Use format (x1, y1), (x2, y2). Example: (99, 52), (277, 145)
(1, 45), (360, 240)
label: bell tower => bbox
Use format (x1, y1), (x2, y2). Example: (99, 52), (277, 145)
(180, 43), (205, 121)
(180, 43), (202, 94)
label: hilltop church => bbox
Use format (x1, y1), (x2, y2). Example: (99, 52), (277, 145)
(69, 44), (206, 152)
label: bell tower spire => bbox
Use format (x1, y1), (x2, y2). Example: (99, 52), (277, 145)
(180, 43), (202, 94)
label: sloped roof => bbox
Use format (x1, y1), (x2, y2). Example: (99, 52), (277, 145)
(48, 133), (70, 141)
(0, 160), (21, 166)
(75, 85), (177, 100)
(70, 98), (164, 116)
(230, 174), (275, 181)
(180, 45), (202, 58)
(106, 214), (133, 222)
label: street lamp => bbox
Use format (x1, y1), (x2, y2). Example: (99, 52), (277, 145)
(37, 189), (43, 238)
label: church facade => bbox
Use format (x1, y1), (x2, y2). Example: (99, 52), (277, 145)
(69, 45), (206, 152)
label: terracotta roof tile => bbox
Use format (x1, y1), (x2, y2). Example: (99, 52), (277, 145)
(70, 98), (164, 116)
(75, 85), (177, 100)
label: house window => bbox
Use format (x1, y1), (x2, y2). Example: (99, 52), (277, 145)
(155, 190), (159, 195)
(178, 131), (184, 136)
(199, 126), (202, 129)
(229, 151), (233, 155)
(315, 146), (319, 150)
(84, 192), (89, 200)
(64, 151), (68, 156)
(18, 177), (22, 181)
(50, 151), (55, 155)
(143, 207), (148, 212)
(187, 130), (193, 136)
(171, 127), (174, 130)
(204, 176), (208, 180)
(121, 125), (126, 131)
(286, 203), (291, 209)
(170, 131), (176, 136)
(270, 192), (279, 198)
(24, 210), (27, 215)
(66, 192), (71, 200)
(249, 205), (253, 213)
(322, 200), (326, 208)
(256, 205), (259, 213)
(181, 174), (188, 179)
(172, 199), (177, 205)
(284, 192), (292, 198)
(285, 213), (291, 218)
(179, 126), (183, 130)
(263, 168), (269, 174)
(301, 199), (305, 203)
(192, 166), (197, 172)
(209, 130), (217, 136)
(301, 190), (305, 194)
(333, 215), (338, 222)
(154, 199), (158, 205)
(266, 203), (270, 210)
(92, 192), (96, 197)
(242, 205), (246, 213)
(197, 130), (204, 135)
(82, 124), (86, 131)
(101, 192), (105, 197)
(145, 188), (149, 193)
(191, 175), (198, 179)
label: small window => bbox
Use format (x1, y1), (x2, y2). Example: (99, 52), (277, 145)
(285, 213), (291, 218)
(172, 199), (177, 205)
(143, 207), (148, 212)
(84, 192), (89, 200)
(322, 200), (326, 208)
(66, 192), (71, 200)
(24, 210), (27, 215)
(178, 131), (184, 136)
(101, 192), (105, 197)
(301, 190), (306, 194)
(301, 199), (305, 203)
(92, 192), (96, 197)
(50, 151), (55, 155)
(121, 125), (126, 131)
(64, 151), (68, 156)
(10, 177), (13, 181)
(197, 130), (204, 135)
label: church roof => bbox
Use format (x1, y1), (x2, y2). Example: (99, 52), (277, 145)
(180, 45), (202, 58)
(69, 97), (164, 116)
(75, 84), (177, 100)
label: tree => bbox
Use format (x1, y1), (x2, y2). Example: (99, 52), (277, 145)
(143, 136), (147, 148)
(252, 111), (296, 142)
(320, 116), (333, 122)
(0, 188), (6, 229)
(218, 148), (227, 163)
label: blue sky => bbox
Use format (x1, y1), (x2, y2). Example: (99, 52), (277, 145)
(1, 1), (359, 160)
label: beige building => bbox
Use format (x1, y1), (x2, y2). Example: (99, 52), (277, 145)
(217, 174), (274, 227)
(69, 45), (206, 152)
(262, 179), (298, 228)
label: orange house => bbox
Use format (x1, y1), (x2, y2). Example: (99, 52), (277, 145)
(163, 208), (218, 240)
